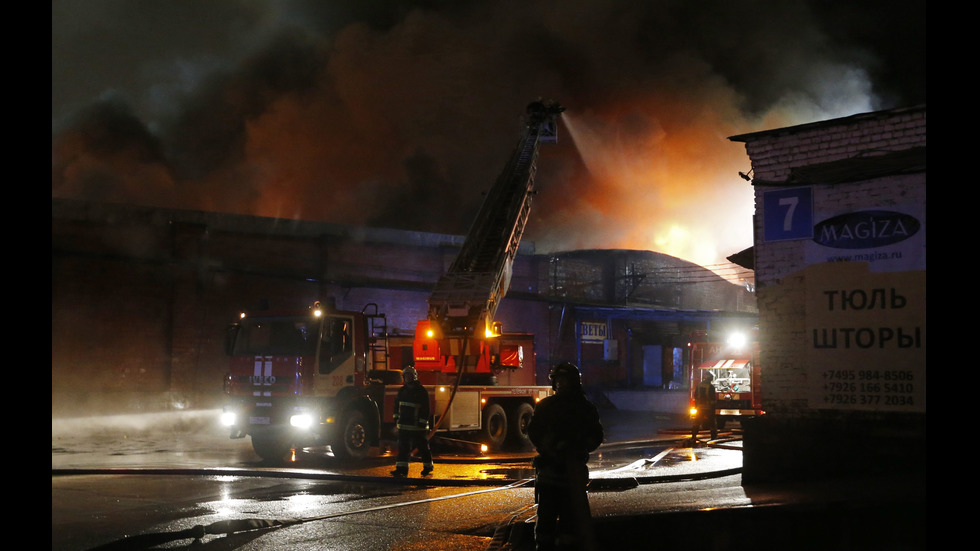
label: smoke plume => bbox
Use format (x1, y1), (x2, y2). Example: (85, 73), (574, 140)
(52, 1), (925, 279)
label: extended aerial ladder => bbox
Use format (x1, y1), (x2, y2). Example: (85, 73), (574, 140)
(221, 101), (565, 459)
(425, 99), (565, 365)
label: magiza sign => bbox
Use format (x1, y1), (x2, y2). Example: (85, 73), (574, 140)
(813, 210), (920, 249)
(805, 207), (925, 273)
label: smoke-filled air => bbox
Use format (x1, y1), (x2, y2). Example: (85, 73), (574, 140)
(52, 0), (926, 280)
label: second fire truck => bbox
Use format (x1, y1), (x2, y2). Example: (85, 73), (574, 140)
(688, 329), (764, 431)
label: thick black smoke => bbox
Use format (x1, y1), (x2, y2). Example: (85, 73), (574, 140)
(52, 0), (925, 272)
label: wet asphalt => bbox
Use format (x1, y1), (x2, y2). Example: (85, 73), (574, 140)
(491, 409), (926, 551)
(52, 408), (926, 550)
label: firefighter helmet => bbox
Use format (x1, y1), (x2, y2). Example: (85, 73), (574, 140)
(402, 366), (418, 383)
(549, 362), (582, 391)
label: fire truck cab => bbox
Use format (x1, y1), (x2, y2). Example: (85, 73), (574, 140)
(220, 302), (389, 461)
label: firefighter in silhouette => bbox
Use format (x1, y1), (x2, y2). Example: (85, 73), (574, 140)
(692, 372), (718, 442)
(390, 366), (434, 477)
(527, 362), (604, 551)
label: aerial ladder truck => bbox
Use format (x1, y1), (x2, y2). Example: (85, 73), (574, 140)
(414, 99), (565, 449)
(220, 100), (564, 461)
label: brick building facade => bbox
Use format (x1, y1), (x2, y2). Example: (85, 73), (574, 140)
(730, 105), (926, 482)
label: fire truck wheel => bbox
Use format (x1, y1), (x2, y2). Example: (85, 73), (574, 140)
(482, 403), (508, 451)
(334, 409), (370, 459)
(251, 434), (291, 463)
(507, 402), (534, 448)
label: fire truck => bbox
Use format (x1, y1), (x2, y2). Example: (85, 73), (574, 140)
(391, 320), (544, 451)
(687, 329), (764, 430)
(220, 100), (564, 461)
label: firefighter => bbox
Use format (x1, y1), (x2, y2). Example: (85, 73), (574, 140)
(692, 372), (718, 441)
(527, 362), (604, 551)
(390, 366), (434, 477)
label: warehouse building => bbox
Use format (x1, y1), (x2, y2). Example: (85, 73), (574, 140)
(52, 198), (756, 417)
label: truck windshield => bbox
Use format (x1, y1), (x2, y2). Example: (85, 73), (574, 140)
(232, 317), (318, 356)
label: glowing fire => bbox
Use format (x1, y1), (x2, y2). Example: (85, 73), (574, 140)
(530, 108), (757, 284)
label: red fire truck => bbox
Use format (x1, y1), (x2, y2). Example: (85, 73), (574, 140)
(393, 320), (545, 451)
(220, 100), (563, 461)
(220, 305), (550, 460)
(687, 329), (764, 430)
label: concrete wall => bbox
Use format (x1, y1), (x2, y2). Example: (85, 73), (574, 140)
(52, 201), (460, 416)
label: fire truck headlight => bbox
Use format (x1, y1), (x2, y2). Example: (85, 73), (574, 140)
(220, 411), (238, 427)
(290, 413), (314, 429)
(726, 331), (748, 349)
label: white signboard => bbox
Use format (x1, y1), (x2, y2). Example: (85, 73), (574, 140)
(805, 206), (925, 272)
(805, 262), (925, 413)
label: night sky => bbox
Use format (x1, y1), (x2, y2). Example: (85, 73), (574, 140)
(52, 1), (926, 279)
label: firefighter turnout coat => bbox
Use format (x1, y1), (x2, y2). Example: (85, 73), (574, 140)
(394, 381), (430, 432)
(527, 391), (604, 486)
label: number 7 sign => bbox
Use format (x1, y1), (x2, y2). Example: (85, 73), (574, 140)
(763, 187), (813, 242)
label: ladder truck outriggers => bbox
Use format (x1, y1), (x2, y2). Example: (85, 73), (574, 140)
(220, 100), (565, 461)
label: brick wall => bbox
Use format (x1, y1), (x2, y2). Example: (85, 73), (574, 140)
(744, 107), (926, 184)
